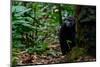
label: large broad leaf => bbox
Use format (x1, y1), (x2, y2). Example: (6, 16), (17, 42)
(12, 20), (30, 25)
(22, 23), (33, 28)
(12, 6), (31, 16)
(12, 6), (27, 13)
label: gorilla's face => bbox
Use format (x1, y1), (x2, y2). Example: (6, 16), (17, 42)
(64, 16), (75, 27)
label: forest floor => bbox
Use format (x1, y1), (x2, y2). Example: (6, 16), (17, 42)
(18, 43), (96, 65)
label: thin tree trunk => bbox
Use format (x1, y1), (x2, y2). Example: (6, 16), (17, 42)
(58, 4), (62, 25)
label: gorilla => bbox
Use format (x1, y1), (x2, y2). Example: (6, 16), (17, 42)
(59, 16), (76, 55)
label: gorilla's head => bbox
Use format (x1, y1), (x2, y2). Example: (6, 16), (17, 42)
(63, 16), (75, 27)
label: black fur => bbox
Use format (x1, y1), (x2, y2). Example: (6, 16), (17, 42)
(59, 16), (76, 55)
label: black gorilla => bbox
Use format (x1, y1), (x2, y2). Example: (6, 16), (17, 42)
(59, 16), (76, 55)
